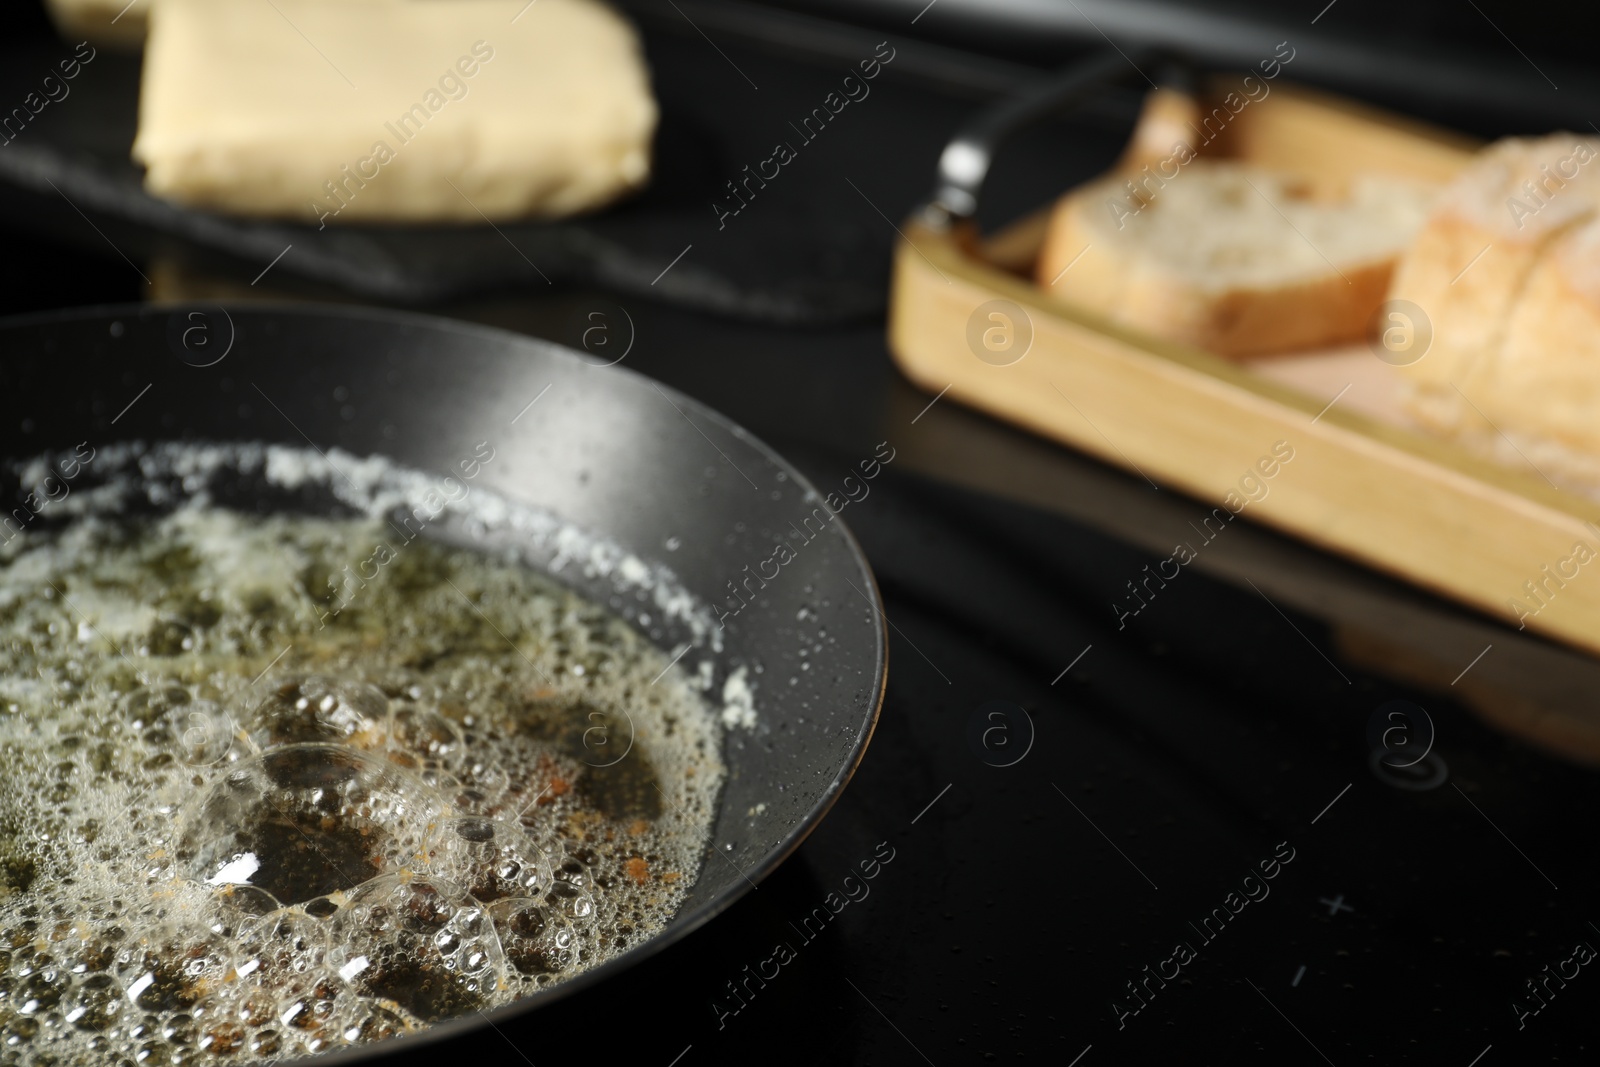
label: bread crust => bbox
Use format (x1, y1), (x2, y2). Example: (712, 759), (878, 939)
(1034, 193), (1126, 323)
(1116, 255), (1393, 357)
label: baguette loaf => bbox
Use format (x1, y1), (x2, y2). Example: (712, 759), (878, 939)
(1036, 162), (1436, 358)
(1392, 134), (1600, 494)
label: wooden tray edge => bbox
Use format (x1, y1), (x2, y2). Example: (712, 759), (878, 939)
(888, 219), (1600, 658)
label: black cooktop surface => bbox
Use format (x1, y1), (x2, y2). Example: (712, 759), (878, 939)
(4, 2), (1598, 1064)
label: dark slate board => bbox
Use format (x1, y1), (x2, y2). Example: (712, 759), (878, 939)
(0, 15), (948, 325)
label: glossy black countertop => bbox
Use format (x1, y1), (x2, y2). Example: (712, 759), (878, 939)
(3, 2), (1598, 1064)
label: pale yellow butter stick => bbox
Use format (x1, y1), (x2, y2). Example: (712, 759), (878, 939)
(131, 0), (657, 224)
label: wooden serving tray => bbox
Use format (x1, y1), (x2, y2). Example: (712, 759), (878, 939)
(889, 80), (1600, 658)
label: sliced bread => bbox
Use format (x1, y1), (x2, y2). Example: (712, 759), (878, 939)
(1036, 161), (1437, 358)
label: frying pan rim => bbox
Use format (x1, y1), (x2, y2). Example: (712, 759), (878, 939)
(0, 300), (890, 1063)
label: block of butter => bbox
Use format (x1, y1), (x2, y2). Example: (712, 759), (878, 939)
(44, 0), (390, 49)
(46, 0), (145, 50)
(131, 0), (657, 224)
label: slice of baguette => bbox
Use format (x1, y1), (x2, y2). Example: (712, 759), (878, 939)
(1035, 162), (1437, 358)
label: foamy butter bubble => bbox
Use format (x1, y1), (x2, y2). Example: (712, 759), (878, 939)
(0, 442), (730, 1063)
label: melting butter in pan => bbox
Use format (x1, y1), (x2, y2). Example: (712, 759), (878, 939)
(0, 505), (723, 1062)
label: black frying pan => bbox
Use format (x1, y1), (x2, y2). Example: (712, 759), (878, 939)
(0, 302), (888, 1065)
